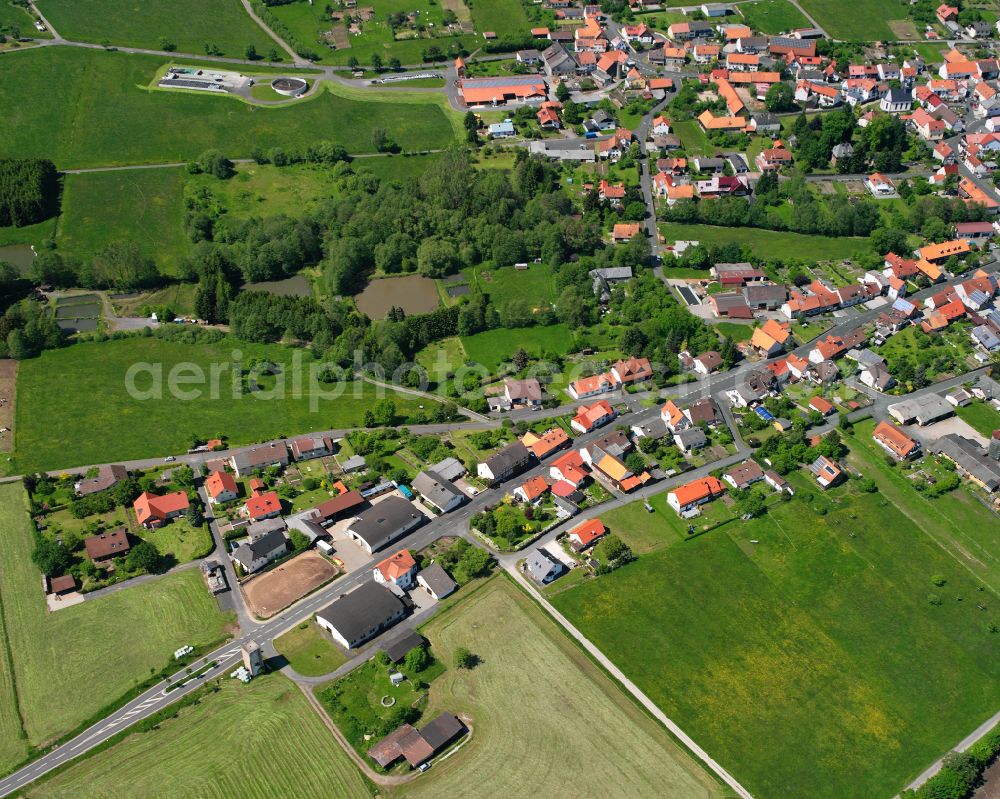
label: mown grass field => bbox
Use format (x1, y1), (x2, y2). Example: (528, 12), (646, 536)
(0, 49), (456, 169)
(660, 223), (871, 260)
(460, 262), (559, 307)
(274, 622), (346, 677)
(188, 162), (341, 221)
(58, 167), (189, 276)
(13, 336), (432, 472)
(738, 0), (810, 33)
(460, 324), (575, 370)
(23, 675), (373, 799)
(36, 0), (275, 54)
(387, 578), (723, 799)
(552, 465), (1000, 799)
(0, 483), (232, 749)
(798, 0), (903, 40)
(468, 0), (531, 37)
(955, 402), (1000, 438)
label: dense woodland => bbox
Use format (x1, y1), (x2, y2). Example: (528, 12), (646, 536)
(0, 158), (59, 228)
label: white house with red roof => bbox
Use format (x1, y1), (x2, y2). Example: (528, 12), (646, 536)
(567, 518), (607, 551)
(571, 400), (616, 433)
(373, 549), (418, 590)
(134, 491), (190, 529)
(205, 470), (238, 504)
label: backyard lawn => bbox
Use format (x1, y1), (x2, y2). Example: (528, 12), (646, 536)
(468, 0), (531, 37)
(660, 223), (871, 260)
(552, 464), (1000, 799)
(955, 401), (1000, 438)
(385, 577), (723, 799)
(13, 336), (433, 472)
(737, 0), (810, 33)
(274, 622), (347, 677)
(0, 49), (457, 169)
(0, 483), (232, 750)
(460, 324), (575, 371)
(36, 0), (276, 54)
(58, 167), (189, 276)
(22, 676), (372, 799)
(460, 262), (559, 307)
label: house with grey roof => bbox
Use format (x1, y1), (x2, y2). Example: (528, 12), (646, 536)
(346, 497), (425, 554)
(933, 434), (1000, 492)
(341, 455), (367, 473)
(417, 563), (458, 600)
(526, 548), (564, 583)
(412, 470), (466, 514)
(430, 457), (466, 482)
(231, 528), (288, 574)
(229, 442), (289, 477)
(316, 582), (408, 649)
(674, 426), (707, 454)
(477, 441), (531, 484)
(888, 394), (953, 426)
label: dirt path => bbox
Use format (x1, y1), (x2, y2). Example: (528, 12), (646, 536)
(238, 0), (304, 65)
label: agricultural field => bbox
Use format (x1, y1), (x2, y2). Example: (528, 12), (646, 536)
(738, 0), (810, 33)
(22, 676), (372, 799)
(798, 0), (906, 40)
(35, 0), (276, 54)
(467, 0), (531, 37)
(460, 323), (575, 370)
(955, 401), (1000, 438)
(0, 483), (232, 749)
(12, 335), (434, 472)
(552, 464), (1000, 799)
(270, 0), (478, 65)
(0, 49), (457, 169)
(274, 622), (346, 677)
(386, 578), (723, 799)
(660, 223), (871, 260)
(58, 168), (189, 276)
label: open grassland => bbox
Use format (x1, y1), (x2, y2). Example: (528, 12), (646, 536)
(461, 323), (575, 370)
(552, 467), (1000, 799)
(798, 0), (902, 40)
(387, 578), (723, 799)
(13, 336), (432, 472)
(36, 0), (275, 54)
(738, 0), (810, 33)
(23, 675), (372, 799)
(468, 0), (531, 37)
(460, 262), (558, 306)
(0, 576), (27, 775)
(660, 223), (870, 260)
(848, 418), (1000, 593)
(0, 483), (231, 748)
(0, 49), (456, 169)
(59, 167), (189, 276)
(0, 0), (49, 36)
(189, 162), (341, 220)
(955, 402), (1000, 438)
(274, 622), (346, 677)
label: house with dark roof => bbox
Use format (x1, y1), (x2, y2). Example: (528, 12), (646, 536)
(84, 529), (131, 562)
(289, 436), (336, 461)
(316, 581), (408, 649)
(933, 433), (1000, 491)
(367, 712), (466, 769)
(722, 459), (765, 490)
(230, 528), (288, 574)
(346, 497), (425, 554)
(417, 562), (458, 600)
(477, 441), (531, 485)
(229, 442), (289, 477)
(526, 548), (565, 583)
(412, 471), (466, 513)
(75, 464), (128, 497)
(311, 491), (366, 525)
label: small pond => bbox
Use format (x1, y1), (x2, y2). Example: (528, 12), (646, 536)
(354, 275), (440, 319)
(241, 274), (312, 297)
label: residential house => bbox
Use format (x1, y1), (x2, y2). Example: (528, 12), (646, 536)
(722, 459), (765, 490)
(809, 455), (843, 489)
(504, 378), (543, 408)
(514, 475), (550, 504)
(674, 426), (707, 454)
(750, 319), (792, 356)
(289, 436), (335, 461)
(411, 471), (465, 513)
(693, 351), (723, 375)
(244, 490), (282, 522)
(230, 442), (289, 477)
(567, 518), (607, 551)
(84, 529), (131, 563)
(568, 372), (616, 400)
(611, 356), (652, 385)
(75, 464), (128, 497)
(549, 449), (590, 488)
(571, 399), (616, 433)
(526, 548), (564, 583)
(667, 476), (726, 514)
(612, 222), (642, 242)
(373, 549), (419, 590)
(686, 397), (722, 427)
(231, 529), (288, 574)
(865, 172), (895, 197)
(134, 490), (189, 529)
(477, 441), (531, 484)
(808, 396), (835, 416)
(205, 470), (238, 503)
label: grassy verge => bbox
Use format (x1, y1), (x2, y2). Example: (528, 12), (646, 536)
(274, 622), (347, 677)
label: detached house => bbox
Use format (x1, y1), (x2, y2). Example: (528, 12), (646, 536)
(134, 490), (190, 529)
(373, 549), (419, 590)
(667, 476), (726, 515)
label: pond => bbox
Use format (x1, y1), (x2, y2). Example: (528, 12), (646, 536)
(0, 244), (35, 275)
(241, 274), (312, 297)
(354, 275), (440, 319)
